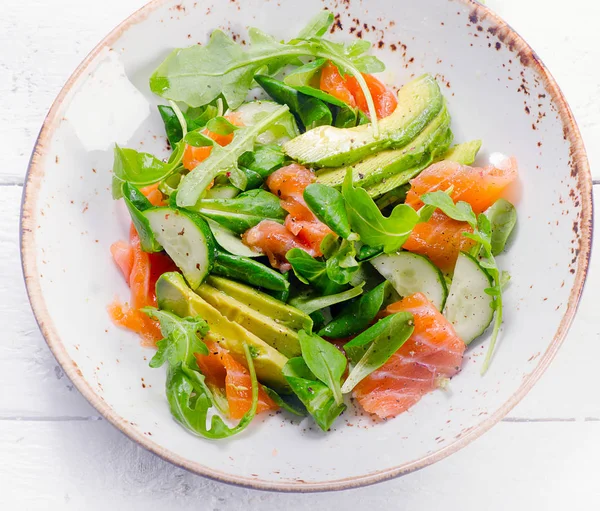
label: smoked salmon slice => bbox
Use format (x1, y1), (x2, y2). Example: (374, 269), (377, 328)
(195, 340), (278, 420)
(405, 157), (518, 214)
(244, 164), (333, 269)
(403, 211), (475, 272)
(353, 292), (465, 419)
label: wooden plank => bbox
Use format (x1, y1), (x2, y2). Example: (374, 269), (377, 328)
(1, 419), (598, 509)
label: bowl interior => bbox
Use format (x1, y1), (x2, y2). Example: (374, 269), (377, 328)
(22, 0), (591, 491)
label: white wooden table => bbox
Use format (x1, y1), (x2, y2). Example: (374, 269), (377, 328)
(2, 1), (599, 508)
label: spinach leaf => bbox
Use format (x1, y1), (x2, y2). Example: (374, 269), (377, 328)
(342, 169), (421, 252)
(484, 198), (517, 255)
(326, 239), (359, 285)
(122, 182), (163, 253)
(282, 357), (346, 431)
(255, 75), (333, 130)
(143, 308), (209, 369)
(149, 22), (385, 131)
(284, 58), (327, 87)
(158, 104), (218, 146)
(262, 385), (307, 416)
(357, 245), (383, 262)
(341, 312), (415, 393)
(112, 143), (184, 199)
(213, 252), (290, 292)
(296, 11), (335, 39)
(304, 183), (352, 238)
(286, 248), (346, 295)
(238, 144), (285, 178)
(190, 189), (286, 234)
(298, 330), (347, 405)
(176, 105), (290, 206)
(289, 283), (365, 315)
(319, 281), (394, 338)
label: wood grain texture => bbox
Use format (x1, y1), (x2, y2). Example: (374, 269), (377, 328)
(2, 0), (599, 507)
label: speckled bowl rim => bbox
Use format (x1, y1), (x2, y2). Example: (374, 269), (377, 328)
(20, 0), (593, 493)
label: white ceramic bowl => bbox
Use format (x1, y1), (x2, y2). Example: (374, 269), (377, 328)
(21, 0), (593, 492)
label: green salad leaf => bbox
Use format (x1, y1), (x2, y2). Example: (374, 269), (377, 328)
(319, 281), (395, 339)
(238, 144), (286, 178)
(290, 283), (365, 315)
(122, 182), (162, 253)
(176, 105), (290, 206)
(286, 248), (346, 295)
(282, 357), (346, 431)
(284, 58), (327, 87)
(150, 17), (385, 132)
(213, 252), (290, 292)
(304, 183), (352, 238)
(298, 330), (347, 406)
(158, 103), (219, 146)
(189, 189), (287, 234)
(342, 169), (421, 252)
(296, 11), (335, 39)
(484, 198), (517, 256)
(341, 312), (415, 393)
(325, 239), (359, 285)
(143, 308), (210, 369)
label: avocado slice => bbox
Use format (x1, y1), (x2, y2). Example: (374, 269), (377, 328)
(206, 276), (312, 332)
(315, 105), (451, 189)
(283, 74), (443, 168)
(196, 283), (302, 358)
(156, 272), (289, 391)
(437, 139), (482, 165)
(365, 126), (453, 198)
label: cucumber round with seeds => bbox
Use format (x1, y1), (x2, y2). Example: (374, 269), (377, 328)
(370, 251), (448, 310)
(443, 252), (494, 344)
(143, 207), (216, 289)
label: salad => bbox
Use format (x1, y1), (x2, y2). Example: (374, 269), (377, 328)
(108, 12), (518, 437)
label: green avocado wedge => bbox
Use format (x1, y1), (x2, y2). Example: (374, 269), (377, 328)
(315, 105), (451, 189)
(283, 74), (443, 168)
(156, 272), (289, 391)
(196, 283), (303, 358)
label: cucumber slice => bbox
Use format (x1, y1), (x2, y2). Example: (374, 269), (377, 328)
(443, 252), (494, 344)
(143, 207), (216, 289)
(205, 218), (260, 258)
(370, 252), (448, 310)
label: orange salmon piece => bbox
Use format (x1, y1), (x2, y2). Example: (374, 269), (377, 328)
(353, 293), (465, 419)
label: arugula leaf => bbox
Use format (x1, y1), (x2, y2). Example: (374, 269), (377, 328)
(150, 22), (385, 131)
(419, 193), (507, 373)
(325, 239), (359, 285)
(342, 169), (420, 252)
(420, 191), (477, 225)
(304, 183), (352, 238)
(112, 143), (184, 199)
(289, 283), (365, 315)
(143, 308), (209, 369)
(165, 344), (259, 439)
(341, 312), (415, 393)
(190, 189), (287, 234)
(296, 11), (335, 39)
(319, 281), (394, 338)
(176, 105), (290, 206)
(298, 330), (347, 405)
(282, 357), (346, 431)
(286, 248), (346, 295)
(484, 198), (517, 255)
